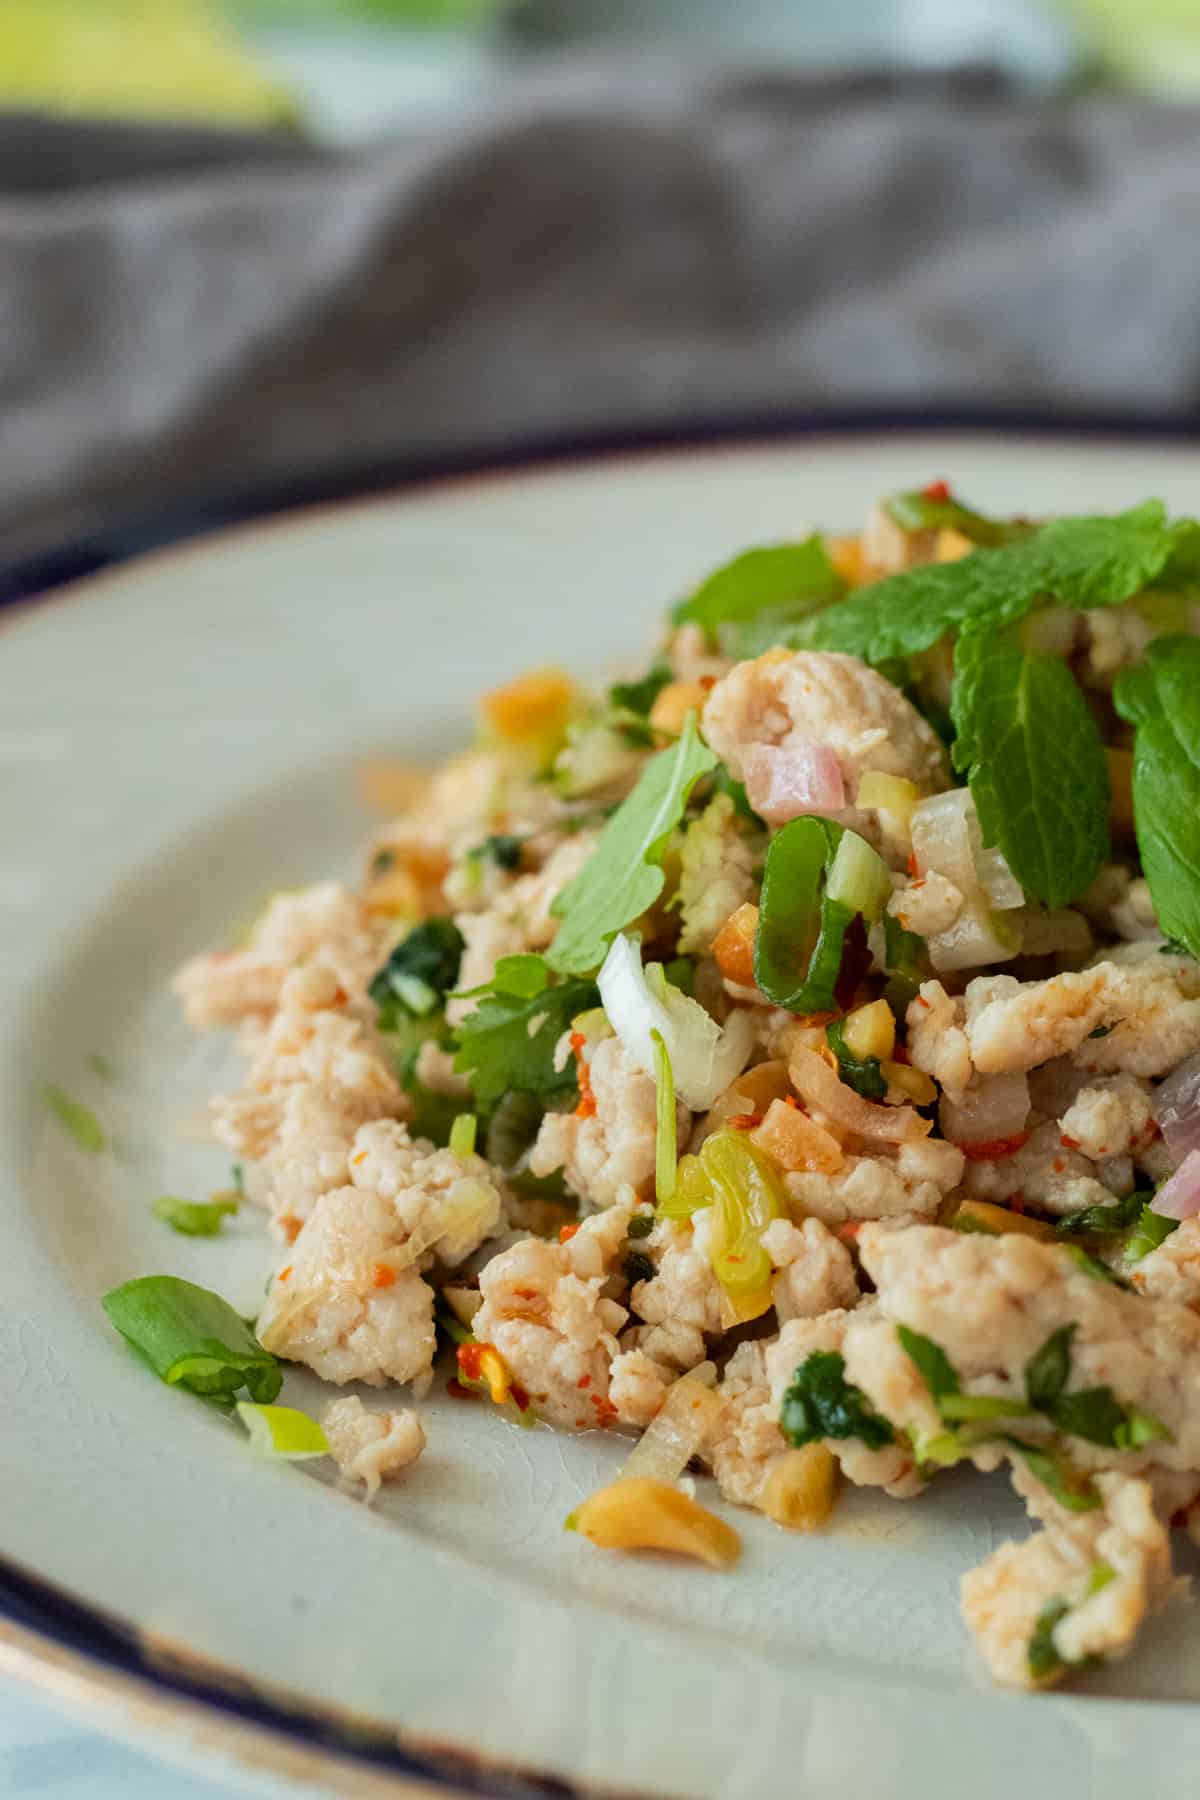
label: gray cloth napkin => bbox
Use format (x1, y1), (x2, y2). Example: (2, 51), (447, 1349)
(4, 63), (1200, 564)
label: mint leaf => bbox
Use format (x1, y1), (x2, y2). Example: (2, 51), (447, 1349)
(802, 503), (1180, 664)
(671, 538), (842, 642)
(453, 954), (597, 1106)
(546, 712), (717, 975)
(951, 626), (1109, 909)
(1113, 636), (1200, 960)
(779, 1350), (894, 1451)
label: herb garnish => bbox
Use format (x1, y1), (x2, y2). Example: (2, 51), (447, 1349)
(780, 1350), (895, 1451)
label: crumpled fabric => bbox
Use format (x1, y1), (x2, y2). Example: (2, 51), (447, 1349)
(3, 64), (1200, 562)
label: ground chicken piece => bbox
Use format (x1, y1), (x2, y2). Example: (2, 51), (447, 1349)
(173, 883), (386, 1029)
(853, 1223), (1200, 1485)
(760, 1217), (860, 1321)
(257, 1185), (436, 1388)
(964, 950), (1200, 1082)
(701, 650), (949, 834)
(531, 1036), (687, 1210)
(1058, 1076), (1157, 1162)
(471, 1203), (633, 1429)
(625, 1220), (725, 1371)
(907, 982), (974, 1101)
(257, 1123), (505, 1388)
(962, 1118), (1130, 1218)
(961, 1474), (1172, 1688)
(676, 794), (760, 956)
(258, 1085), (363, 1229)
(782, 1138), (964, 1227)
(447, 832), (599, 1023)
(609, 1348), (676, 1428)
(322, 1396), (426, 1500)
(888, 871), (964, 939)
(1132, 1218), (1200, 1307)
(705, 1340), (788, 1510)
(764, 1310), (921, 1496)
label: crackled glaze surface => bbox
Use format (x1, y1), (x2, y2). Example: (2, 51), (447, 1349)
(6, 436), (1200, 1798)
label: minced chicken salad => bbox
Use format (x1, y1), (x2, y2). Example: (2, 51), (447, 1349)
(96, 485), (1200, 1691)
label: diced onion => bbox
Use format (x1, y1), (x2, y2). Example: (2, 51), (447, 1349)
(974, 846), (1025, 912)
(789, 1045), (931, 1142)
(910, 788), (979, 890)
(236, 1402), (330, 1460)
(598, 933), (756, 1111)
(1151, 1148), (1200, 1221)
(1153, 1053), (1200, 1166)
(940, 1073), (1031, 1145)
(928, 896), (1021, 972)
(741, 741), (844, 824)
(384, 1177), (498, 1272)
(620, 1374), (725, 1486)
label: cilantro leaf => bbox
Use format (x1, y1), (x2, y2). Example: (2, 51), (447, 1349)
(453, 954), (597, 1106)
(801, 503), (1181, 665)
(1113, 636), (1200, 961)
(1054, 1192), (1145, 1238)
(896, 1325), (960, 1403)
(546, 712), (717, 975)
(1024, 1324), (1075, 1410)
(1002, 1437), (1101, 1513)
(369, 918), (465, 1025)
(779, 1350), (894, 1451)
(950, 625), (1109, 909)
(671, 538), (842, 642)
(826, 1018), (887, 1100)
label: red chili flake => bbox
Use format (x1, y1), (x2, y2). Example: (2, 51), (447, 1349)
(1060, 1135), (1080, 1151)
(570, 1031), (598, 1119)
(698, 674), (717, 691)
(835, 1221), (861, 1243)
(279, 1214), (302, 1244)
(921, 479), (951, 502)
(371, 1263), (396, 1289)
(960, 1134), (1029, 1162)
(559, 1223), (580, 1243)
(511, 1383), (532, 1413)
(331, 986), (349, 1007)
(784, 1094), (801, 1110)
(915, 994), (931, 1009)
(728, 1112), (764, 1131)
(277, 1263), (293, 1282)
(590, 1395), (618, 1427)
(1052, 1158), (1066, 1174)
(577, 1374), (592, 1390)
(456, 1342), (488, 1383)
(907, 852), (921, 878)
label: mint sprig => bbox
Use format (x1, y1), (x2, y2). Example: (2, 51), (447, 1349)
(1114, 635), (1200, 961)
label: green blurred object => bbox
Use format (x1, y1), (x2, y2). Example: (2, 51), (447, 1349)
(1063, 0), (1200, 93)
(1, 0), (300, 125)
(239, 0), (501, 20)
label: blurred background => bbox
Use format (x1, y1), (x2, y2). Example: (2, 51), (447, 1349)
(3, 0), (1200, 578)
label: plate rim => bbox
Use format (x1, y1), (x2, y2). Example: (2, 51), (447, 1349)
(6, 411), (1200, 1799)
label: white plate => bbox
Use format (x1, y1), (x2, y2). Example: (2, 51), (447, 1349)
(5, 431), (1200, 1800)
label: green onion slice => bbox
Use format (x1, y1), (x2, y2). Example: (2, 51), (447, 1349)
(651, 1028), (677, 1206)
(236, 1402), (329, 1459)
(44, 1085), (106, 1152)
(449, 1112), (478, 1157)
(152, 1195), (238, 1238)
(753, 816), (854, 1012)
(102, 1276), (282, 1403)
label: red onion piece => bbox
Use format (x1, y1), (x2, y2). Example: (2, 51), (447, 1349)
(1153, 1053), (1200, 1166)
(741, 741), (844, 824)
(1150, 1148), (1200, 1221)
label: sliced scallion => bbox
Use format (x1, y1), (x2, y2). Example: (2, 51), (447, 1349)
(236, 1402), (329, 1459)
(102, 1275), (281, 1402)
(152, 1195), (238, 1238)
(44, 1085), (106, 1152)
(449, 1112), (478, 1158)
(650, 1028), (676, 1206)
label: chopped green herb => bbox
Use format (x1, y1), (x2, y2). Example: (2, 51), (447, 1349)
(86, 1053), (115, 1080)
(801, 502), (1185, 666)
(609, 664), (672, 718)
(663, 956), (695, 996)
(1064, 1245), (1131, 1288)
(940, 1393), (1034, 1424)
(43, 1085), (107, 1152)
(780, 1350), (894, 1451)
(547, 711), (717, 975)
(1124, 1203), (1179, 1266)
(1023, 1323), (1170, 1448)
(369, 917), (465, 1025)
(627, 1213), (655, 1240)
(827, 1018), (887, 1100)
(1002, 1437), (1101, 1513)
(1087, 1559), (1116, 1598)
(152, 1195), (238, 1238)
(1027, 1597), (1071, 1683)
(435, 1304), (475, 1347)
(102, 1275), (281, 1403)
(1055, 1193), (1144, 1238)
(231, 1162), (245, 1197)
(650, 1028), (677, 1208)
(236, 1402), (329, 1460)
(711, 765), (765, 827)
(1088, 1025), (1113, 1040)
(753, 816), (852, 1013)
(1024, 1325), (1075, 1410)
(448, 1113), (478, 1157)
(1114, 636), (1200, 960)
(672, 538), (842, 644)
(951, 625), (1110, 909)
(466, 834), (524, 873)
(370, 848), (396, 875)
(882, 912), (929, 1011)
(898, 1326), (1031, 1428)
(881, 487), (1024, 547)
(896, 1325), (960, 1402)
(453, 954), (598, 1106)
(622, 1251), (656, 1287)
